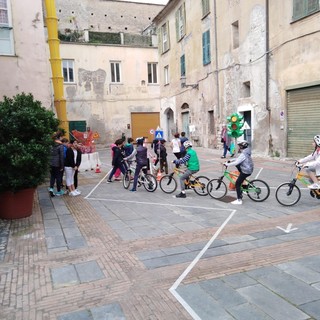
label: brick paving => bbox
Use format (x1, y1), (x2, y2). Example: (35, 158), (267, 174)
(0, 147), (320, 319)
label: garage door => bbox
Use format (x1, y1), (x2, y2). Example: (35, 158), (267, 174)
(131, 112), (160, 142)
(287, 85), (320, 158)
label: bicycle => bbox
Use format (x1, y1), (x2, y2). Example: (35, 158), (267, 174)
(122, 160), (157, 192)
(206, 165), (270, 202)
(275, 162), (320, 206)
(159, 166), (209, 196)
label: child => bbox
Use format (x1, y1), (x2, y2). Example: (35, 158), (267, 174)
(224, 140), (253, 205)
(297, 135), (320, 189)
(107, 139), (126, 183)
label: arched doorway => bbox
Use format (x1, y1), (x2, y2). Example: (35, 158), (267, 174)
(165, 108), (174, 140)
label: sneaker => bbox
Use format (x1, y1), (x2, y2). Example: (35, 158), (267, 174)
(221, 156), (226, 158)
(73, 190), (81, 195)
(69, 191), (78, 196)
(55, 190), (66, 196)
(114, 178), (121, 181)
(49, 188), (55, 197)
(130, 188), (136, 192)
(107, 179), (112, 183)
(230, 154), (235, 158)
(308, 183), (320, 189)
(75, 189), (81, 194)
(175, 192), (186, 198)
(231, 199), (242, 205)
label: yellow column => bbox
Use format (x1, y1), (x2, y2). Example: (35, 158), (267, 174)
(44, 0), (69, 137)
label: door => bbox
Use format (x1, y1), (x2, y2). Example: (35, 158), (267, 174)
(182, 112), (190, 137)
(131, 112), (160, 142)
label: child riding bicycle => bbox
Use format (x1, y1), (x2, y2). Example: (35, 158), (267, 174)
(224, 140), (254, 205)
(173, 141), (199, 198)
(297, 135), (320, 190)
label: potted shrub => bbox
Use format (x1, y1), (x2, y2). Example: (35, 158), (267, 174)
(0, 93), (60, 219)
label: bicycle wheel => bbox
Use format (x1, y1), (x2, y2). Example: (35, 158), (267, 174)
(246, 179), (270, 202)
(159, 174), (177, 194)
(143, 174), (158, 192)
(275, 182), (301, 206)
(193, 176), (210, 196)
(207, 179), (227, 199)
(123, 171), (131, 189)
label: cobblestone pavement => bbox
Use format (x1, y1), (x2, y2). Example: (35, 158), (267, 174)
(0, 147), (320, 320)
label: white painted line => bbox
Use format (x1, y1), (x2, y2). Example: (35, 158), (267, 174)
(84, 168), (112, 199)
(254, 167), (263, 179)
(169, 209), (236, 320)
(86, 197), (233, 211)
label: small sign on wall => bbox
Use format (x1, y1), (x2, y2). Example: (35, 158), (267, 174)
(280, 110), (285, 121)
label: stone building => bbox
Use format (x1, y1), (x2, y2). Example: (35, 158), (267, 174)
(56, 0), (165, 143)
(0, 0), (52, 108)
(154, 0), (320, 157)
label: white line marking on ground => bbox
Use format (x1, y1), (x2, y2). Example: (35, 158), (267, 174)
(254, 168), (263, 179)
(86, 197), (232, 211)
(169, 209), (237, 320)
(84, 168), (112, 199)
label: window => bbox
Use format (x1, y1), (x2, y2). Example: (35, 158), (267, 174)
(159, 22), (170, 54)
(202, 30), (211, 65)
(232, 20), (239, 49)
(242, 81), (251, 98)
(164, 65), (169, 85)
(62, 59), (74, 83)
(175, 3), (186, 41)
(202, 0), (210, 17)
(0, 0), (14, 55)
(292, 0), (319, 20)
(148, 62), (157, 84)
(180, 54), (185, 77)
(110, 61), (121, 83)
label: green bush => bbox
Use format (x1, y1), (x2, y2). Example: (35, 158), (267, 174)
(0, 93), (60, 192)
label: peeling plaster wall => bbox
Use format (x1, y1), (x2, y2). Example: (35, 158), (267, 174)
(0, 0), (52, 108)
(60, 43), (160, 143)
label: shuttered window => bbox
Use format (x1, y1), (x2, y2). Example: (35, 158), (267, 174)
(180, 54), (185, 77)
(202, 0), (210, 17)
(175, 3), (186, 42)
(292, 0), (319, 21)
(202, 30), (211, 65)
(159, 21), (170, 54)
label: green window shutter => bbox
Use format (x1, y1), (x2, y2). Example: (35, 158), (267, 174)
(175, 10), (179, 41)
(307, 0), (319, 14)
(293, 0), (304, 20)
(166, 22), (170, 51)
(180, 54), (185, 77)
(182, 2), (186, 38)
(202, 0), (210, 16)
(157, 28), (162, 54)
(202, 30), (211, 65)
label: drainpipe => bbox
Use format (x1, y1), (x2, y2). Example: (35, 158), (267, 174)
(213, 0), (220, 118)
(44, 0), (69, 137)
(266, 0), (272, 155)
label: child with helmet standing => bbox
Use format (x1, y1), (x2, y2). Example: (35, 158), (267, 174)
(297, 135), (320, 189)
(224, 140), (254, 205)
(173, 140), (200, 198)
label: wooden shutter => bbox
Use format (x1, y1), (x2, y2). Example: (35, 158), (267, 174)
(180, 54), (185, 77)
(202, 30), (211, 65)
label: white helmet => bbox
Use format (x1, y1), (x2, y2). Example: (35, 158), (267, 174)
(314, 135), (320, 147)
(237, 140), (249, 149)
(183, 140), (192, 149)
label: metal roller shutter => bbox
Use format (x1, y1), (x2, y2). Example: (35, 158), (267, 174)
(287, 85), (320, 157)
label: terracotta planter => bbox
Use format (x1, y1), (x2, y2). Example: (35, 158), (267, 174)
(0, 188), (35, 220)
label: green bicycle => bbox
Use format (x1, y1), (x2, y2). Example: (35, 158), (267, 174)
(275, 162), (320, 206)
(207, 165), (270, 202)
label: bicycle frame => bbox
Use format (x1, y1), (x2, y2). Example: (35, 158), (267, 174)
(292, 167), (320, 195)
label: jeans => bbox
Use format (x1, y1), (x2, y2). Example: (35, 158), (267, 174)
(180, 169), (198, 192)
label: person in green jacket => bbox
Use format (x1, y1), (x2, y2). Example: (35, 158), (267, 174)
(173, 140), (200, 198)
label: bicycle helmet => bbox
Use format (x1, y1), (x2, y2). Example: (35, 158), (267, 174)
(183, 140), (193, 149)
(237, 140), (249, 149)
(314, 135), (320, 147)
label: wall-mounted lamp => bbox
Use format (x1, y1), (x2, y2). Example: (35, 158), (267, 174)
(180, 76), (199, 89)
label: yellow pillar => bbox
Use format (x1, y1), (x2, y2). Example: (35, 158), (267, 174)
(44, 0), (69, 137)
